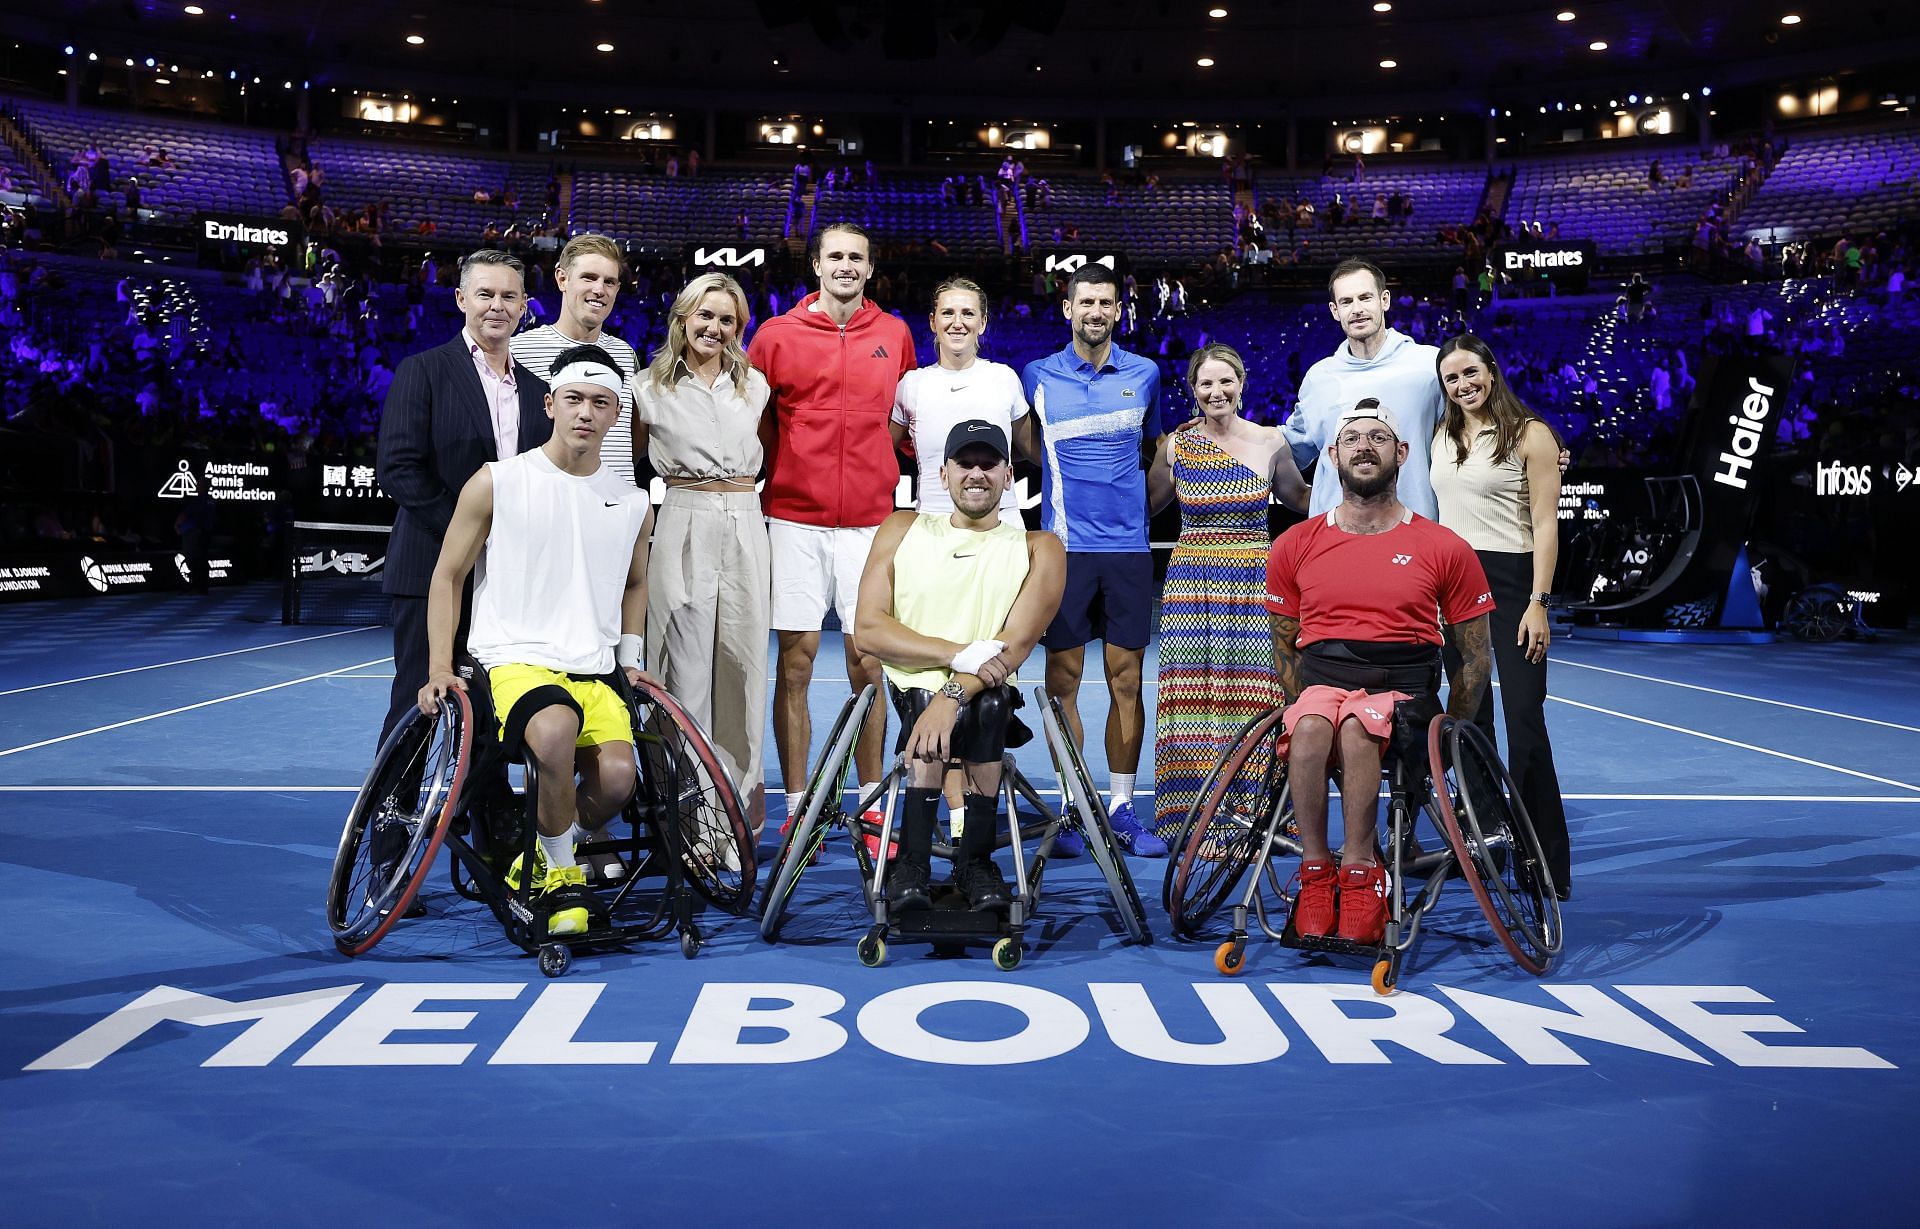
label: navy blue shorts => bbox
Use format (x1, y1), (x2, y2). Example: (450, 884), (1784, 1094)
(1042, 551), (1154, 652)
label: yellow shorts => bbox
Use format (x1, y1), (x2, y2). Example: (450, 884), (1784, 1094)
(486, 663), (632, 749)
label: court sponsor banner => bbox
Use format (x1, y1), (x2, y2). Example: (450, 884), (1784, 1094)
(294, 456), (393, 516)
(148, 450), (284, 506)
(0, 552), (86, 601)
(1491, 239), (1596, 291)
(193, 210), (304, 264)
(0, 549), (243, 602)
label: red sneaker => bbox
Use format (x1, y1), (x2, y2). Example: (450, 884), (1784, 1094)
(1292, 859), (1337, 937)
(861, 811), (899, 862)
(1337, 862), (1388, 944)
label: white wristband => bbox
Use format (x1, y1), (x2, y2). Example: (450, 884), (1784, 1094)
(617, 633), (644, 670)
(949, 639), (1005, 676)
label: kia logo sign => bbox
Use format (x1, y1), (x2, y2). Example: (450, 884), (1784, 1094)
(687, 245), (769, 269)
(1043, 253), (1123, 274)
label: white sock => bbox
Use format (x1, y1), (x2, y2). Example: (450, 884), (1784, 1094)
(1109, 772), (1136, 809)
(785, 791), (805, 821)
(538, 830), (577, 870)
(949, 806), (967, 839)
(859, 783), (882, 815)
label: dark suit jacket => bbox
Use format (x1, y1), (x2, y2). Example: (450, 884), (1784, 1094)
(376, 334), (551, 596)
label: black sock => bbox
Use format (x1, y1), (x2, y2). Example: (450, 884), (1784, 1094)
(901, 788), (939, 873)
(960, 794), (999, 864)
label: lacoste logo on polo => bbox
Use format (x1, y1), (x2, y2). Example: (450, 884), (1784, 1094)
(871, 345), (890, 359)
(1121, 388), (1136, 397)
(1391, 553), (1412, 565)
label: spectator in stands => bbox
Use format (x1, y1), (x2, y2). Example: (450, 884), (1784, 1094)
(511, 233), (640, 487)
(374, 250), (551, 744)
(749, 220), (915, 840)
(1430, 333), (1571, 898)
(1371, 194), (1389, 222)
(1648, 158), (1663, 187)
(1144, 343), (1287, 842)
(632, 271), (771, 834)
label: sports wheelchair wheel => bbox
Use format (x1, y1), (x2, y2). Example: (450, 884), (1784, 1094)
(327, 689), (472, 956)
(1780, 584), (1857, 642)
(1038, 688), (1151, 945)
(630, 679), (756, 915)
(1427, 715), (1563, 975)
(1165, 705), (1290, 940)
(758, 685), (875, 942)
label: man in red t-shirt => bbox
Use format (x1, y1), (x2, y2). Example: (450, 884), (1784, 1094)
(748, 221), (917, 837)
(1264, 398), (1494, 944)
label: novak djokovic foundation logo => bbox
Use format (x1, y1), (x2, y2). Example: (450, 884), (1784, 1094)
(22, 979), (1895, 1072)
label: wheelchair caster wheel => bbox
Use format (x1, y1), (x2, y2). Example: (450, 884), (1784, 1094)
(992, 938), (1024, 970)
(679, 929), (700, 960)
(1214, 940), (1246, 976)
(857, 934), (887, 967)
(1371, 958), (1398, 996)
(538, 943), (571, 978)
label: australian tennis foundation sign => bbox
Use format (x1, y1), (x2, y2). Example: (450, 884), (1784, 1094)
(21, 979), (1895, 1071)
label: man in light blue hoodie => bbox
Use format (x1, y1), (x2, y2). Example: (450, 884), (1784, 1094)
(1276, 259), (1443, 518)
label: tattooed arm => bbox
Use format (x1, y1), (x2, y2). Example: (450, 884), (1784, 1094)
(1445, 614), (1493, 721)
(1271, 613), (1302, 705)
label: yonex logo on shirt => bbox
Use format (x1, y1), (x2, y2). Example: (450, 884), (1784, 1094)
(1477, 592), (1491, 604)
(1391, 554), (1413, 565)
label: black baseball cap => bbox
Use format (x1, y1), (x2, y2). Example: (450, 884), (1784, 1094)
(944, 419), (1010, 463)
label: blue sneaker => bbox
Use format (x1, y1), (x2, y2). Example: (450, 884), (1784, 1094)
(1051, 820), (1086, 857)
(1106, 801), (1168, 857)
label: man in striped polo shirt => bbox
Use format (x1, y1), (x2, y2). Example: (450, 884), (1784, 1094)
(511, 233), (641, 487)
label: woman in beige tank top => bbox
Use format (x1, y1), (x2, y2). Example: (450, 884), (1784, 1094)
(1431, 333), (1571, 900)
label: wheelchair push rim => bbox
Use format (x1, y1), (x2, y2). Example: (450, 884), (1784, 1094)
(1166, 704), (1290, 941)
(758, 685), (875, 942)
(1426, 714), (1563, 975)
(629, 677), (758, 916)
(327, 687), (472, 955)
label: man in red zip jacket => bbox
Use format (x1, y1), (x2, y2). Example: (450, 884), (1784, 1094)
(749, 221), (917, 834)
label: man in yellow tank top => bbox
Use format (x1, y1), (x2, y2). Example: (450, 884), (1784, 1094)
(853, 421), (1066, 912)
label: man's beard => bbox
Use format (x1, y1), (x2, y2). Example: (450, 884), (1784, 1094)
(1338, 454), (1399, 499)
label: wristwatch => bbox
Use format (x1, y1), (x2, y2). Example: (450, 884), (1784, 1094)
(938, 678), (969, 703)
(1529, 592), (1554, 606)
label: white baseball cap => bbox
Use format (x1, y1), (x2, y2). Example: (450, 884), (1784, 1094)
(1335, 398), (1401, 439)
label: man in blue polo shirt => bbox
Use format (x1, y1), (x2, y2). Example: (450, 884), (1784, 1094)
(1016, 262), (1168, 857)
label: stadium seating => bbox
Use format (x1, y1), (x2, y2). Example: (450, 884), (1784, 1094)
(1504, 146), (1747, 256)
(11, 100), (286, 221)
(810, 170), (1000, 258)
(303, 136), (550, 242)
(569, 165), (789, 250)
(1025, 176), (1236, 265)
(1259, 164), (1489, 261)
(1738, 124), (1920, 243)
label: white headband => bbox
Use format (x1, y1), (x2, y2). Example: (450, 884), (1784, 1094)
(549, 361), (625, 399)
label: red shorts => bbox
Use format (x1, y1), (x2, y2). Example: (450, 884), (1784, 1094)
(1283, 685), (1411, 763)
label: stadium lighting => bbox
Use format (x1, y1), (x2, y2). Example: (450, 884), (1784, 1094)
(1379, 59), (1397, 68)
(1196, 57), (1214, 67)
(1701, 86), (1711, 96)
(596, 42), (614, 52)
(154, 77), (170, 85)
(1373, 2), (1392, 11)
(1556, 10), (1576, 21)
(145, 57), (156, 67)
(1209, 7), (1228, 16)
(63, 44), (73, 54)
(405, 34), (424, 45)
(1589, 41), (1608, 51)
(1627, 93), (1638, 103)
(183, 3), (203, 12)
(1780, 14), (1801, 24)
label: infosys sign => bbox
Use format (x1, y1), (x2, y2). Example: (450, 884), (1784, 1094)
(194, 211), (302, 250)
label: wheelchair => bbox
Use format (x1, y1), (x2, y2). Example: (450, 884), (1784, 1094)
(1162, 694), (1562, 995)
(757, 684), (1151, 969)
(325, 658), (757, 977)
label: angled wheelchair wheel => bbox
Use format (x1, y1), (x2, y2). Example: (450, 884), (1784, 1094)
(631, 680), (757, 916)
(1780, 584), (1849, 642)
(1166, 705), (1289, 941)
(1160, 705), (1284, 914)
(758, 685), (874, 942)
(1428, 715), (1563, 975)
(1039, 688), (1151, 945)
(327, 689), (472, 956)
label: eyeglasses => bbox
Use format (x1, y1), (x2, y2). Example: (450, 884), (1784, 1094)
(1336, 429), (1397, 448)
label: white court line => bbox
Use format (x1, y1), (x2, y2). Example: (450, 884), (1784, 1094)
(1547, 694), (1920, 794)
(0, 626), (382, 698)
(1551, 656), (1920, 734)
(6, 785), (1916, 805)
(0, 655), (394, 759)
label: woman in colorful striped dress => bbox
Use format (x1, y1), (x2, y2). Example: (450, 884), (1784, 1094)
(1146, 344), (1289, 842)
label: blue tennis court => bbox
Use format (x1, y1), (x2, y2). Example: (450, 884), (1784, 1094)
(2, 586), (1914, 1226)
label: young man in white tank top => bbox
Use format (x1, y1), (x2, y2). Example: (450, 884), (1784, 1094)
(416, 345), (656, 938)
(853, 421), (1066, 912)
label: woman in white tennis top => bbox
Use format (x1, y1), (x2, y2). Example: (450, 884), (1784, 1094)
(1430, 332), (1571, 901)
(889, 277), (1030, 837)
(890, 277), (1030, 516)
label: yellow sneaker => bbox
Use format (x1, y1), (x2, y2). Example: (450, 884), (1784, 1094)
(505, 840), (578, 892)
(536, 863), (592, 936)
